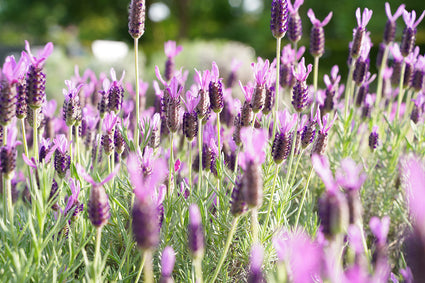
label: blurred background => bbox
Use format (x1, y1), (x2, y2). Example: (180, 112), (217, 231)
(0, 0), (424, 96)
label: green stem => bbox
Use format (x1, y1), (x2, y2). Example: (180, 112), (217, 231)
(294, 167), (314, 227)
(251, 207), (259, 243)
(168, 133), (174, 196)
(198, 120), (203, 194)
(3, 125), (7, 146)
(216, 112), (221, 192)
(75, 126), (80, 165)
(313, 56), (320, 115)
(21, 119), (29, 158)
(344, 59), (356, 119)
(189, 140), (193, 189)
(264, 164), (280, 230)
(375, 44), (390, 109)
(68, 125), (73, 164)
(143, 250), (154, 283)
(94, 227), (102, 282)
(403, 89), (414, 121)
(94, 120), (103, 170)
(5, 175), (13, 226)
(272, 37), (282, 139)
(289, 149), (304, 188)
(108, 154), (112, 175)
(33, 108), (39, 161)
(134, 251), (147, 283)
(395, 58), (406, 123)
(134, 38), (140, 151)
(210, 216), (240, 283)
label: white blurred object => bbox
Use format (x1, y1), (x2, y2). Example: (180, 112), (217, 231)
(149, 2), (170, 22)
(92, 40), (129, 63)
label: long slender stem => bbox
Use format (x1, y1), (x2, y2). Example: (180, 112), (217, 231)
(168, 133), (174, 196)
(264, 164), (279, 230)
(108, 154), (112, 175)
(75, 126), (80, 165)
(403, 89), (414, 121)
(395, 58), (406, 124)
(94, 227), (102, 282)
(375, 44), (390, 109)
(134, 251), (147, 283)
(21, 119), (29, 158)
(189, 140), (193, 189)
(94, 120), (103, 170)
(344, 60), (356, 119)
(33, 108), (39, 160)
(251, 208), (259, 243)
(210, 216), (240, 283)
(313, 56), (320, 115)
(68, 125), (73, 164)
(194, 256), (203, 283)
(216, 112), (221, 192)
(294, 167), (314, 227)
(198, 121), (203, 194)
(272, 37), (282, 139)
(289, 149), (304, 188)
(134, 38), (140, 151)
(143, 250), (154, 283)
(6, 175), (13, 225)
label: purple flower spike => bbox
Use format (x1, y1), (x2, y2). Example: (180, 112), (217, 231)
(369, 125), (379, 150)
(293, 57), (312, 82)
(403, 10), (425, 30)
(209, 62), (224, 113)
(336, 158), (366, 191)
(307, 9), (333, 57)
(270, 0), (289, 39)
(292, 58), (312, 112)
(401, 10), (425, 57)
(370, 216), (390, 246)
(128, 0), (146, 39)
(383, 3), (405, 44)
(188, 204), (204, 257)
(0, 126), (21, 177)
(161, 246), (176, 278)
(287, 0), (304, 43)
(350, 8), (373, 59)
(247, 244), (265, 283)
(1, 54), (27, 85)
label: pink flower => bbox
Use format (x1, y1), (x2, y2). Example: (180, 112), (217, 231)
(293, 57), (312, 82)
(370, 216), (390, 245)
(238, 128), (267, 170)
(336, 158), (366, 191)
(385, 3), (405, 22)
(307, 9), (333, 28)
(24, 40), (54, 69)
(403, 9), (425, 29)
(164, 40), (183, 58)
(355, 8), (373, 29)
(102, 112), (118, 133)
(194, 68), (211, 91)
(312, 154), (338, 193)
(251, 58), (271, 86)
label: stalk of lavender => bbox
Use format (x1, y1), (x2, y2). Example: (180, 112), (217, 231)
(287, 0), (304, 65)
(270, 0), (288, 139)
(307, 9), (332, 115)
(129, 0), (145, 151)
(209, 62), (224, 192)
(102, 113), (118, 174)
(24, 41), (54, 160)
(183, 90), (199, 189)
(344, 8), (372, 119)
(375, 3), (405, 109)
(395, 10), (425, 123)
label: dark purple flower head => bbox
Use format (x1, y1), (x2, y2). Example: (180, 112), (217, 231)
(161, 246), (176, 278)
(24, 40), (54, 70)
(128, 0), (146, 39)
(270, 0), (289, 39)
(369, 125), (379, 150)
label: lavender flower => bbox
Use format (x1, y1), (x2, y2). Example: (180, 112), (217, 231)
(239, 128), (267, 208)
(182, 89), (199, 141)
(24, 41), (54, 109)
(307, 9), (333, 58)
(108, 68), (125, 113)
(301, 108), (317, 149)
(209, 62), (224, 113)
(272, 109), (297, 163)
(194, 68), (211, 119)
(164, 41), (183, 82)
(412, 55), (425, 92)
(62, 80), (83, 127)
(148, 113), (161, 149)
(311, 112), (336, 156)
(270, 0), (288, 39)
(247, 244), (265, 283)
(312, 154), (349, 239)
(352, 37), (372, 86)
(383, 3), (405, 44)
(287, 0), (304, 43)
(77, 164), (119, 228)
(369, 125), (379, 151)
(401, 10), (425, 57)
(188, 204), (204, 258)
(165, 77), (182, 133)
(102, 112), (118, 156)
(0, 127), (21, 178)
(53, 134), (71, 179)
(64, 178), (84, 220)
(292, 58), (312, 112)
(226, 59), (242, 88)
(98, 79), (110, 119)
(350, 8), (373, 59)
(239, 82), (254, 127)
(251, 59), (271, 113)
(128, 0), (146, 39)
(160, 246), (176, 283)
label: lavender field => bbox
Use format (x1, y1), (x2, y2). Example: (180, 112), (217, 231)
(1, 0), (425, 282)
